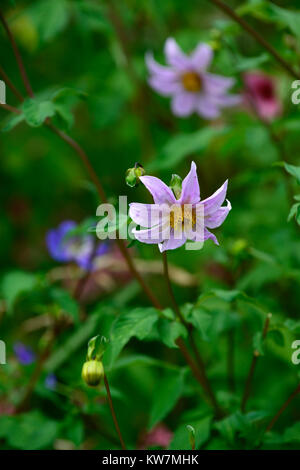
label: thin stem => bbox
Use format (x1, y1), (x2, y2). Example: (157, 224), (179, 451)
(0, 65), (24, 102)
(0, 11), (34, 97)
(241, 313), (272, 412)
(16, 332), (56, 412)
(103, 374), (127, 450)
(266, 383), (300, 432)
(162, 251), (222, 417)
(209, 0), (300, 79)
(0, 102), (21, 114)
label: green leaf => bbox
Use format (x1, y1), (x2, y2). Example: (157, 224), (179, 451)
(149, 369), (186, 429)
(2, 112), (24, 132)
(284, 162), (300, 185)
(169, 415), (212, 450)
(1, 271), (36, 314)
(288, 202), (300, 225)
(268, 329), (285, 347)
(22, 98), (56, 127)
(271, 5), (300, 40)
(156, 317), (187, 348)
(50, 287), (79, 323)
(104, 307), (159, 367)
(0, 412), (58, 450)
(188, 307), (212, 341)
(29, 0), (70, 42)
(150, 127), (228, 171)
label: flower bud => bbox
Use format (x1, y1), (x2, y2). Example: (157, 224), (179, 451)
(126, 163), (145, 188)
(169, 174), (182, 199)
(81, 360), (104, 387)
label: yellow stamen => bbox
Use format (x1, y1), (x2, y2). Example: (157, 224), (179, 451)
(181, 72), (202, 92)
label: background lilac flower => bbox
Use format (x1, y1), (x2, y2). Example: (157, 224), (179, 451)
(243, 72), (281, 121)
(146, 38), (240, 119)
(14, 342), (36, 365)
(129, 161), (231, 252)
(46, 220), (107, 270)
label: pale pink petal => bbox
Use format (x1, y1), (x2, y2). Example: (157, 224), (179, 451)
(132, 221), (170, 245)
(179, 161), (200, 204)
(191, 43), (213, 70)
(139, 176), (176, 205)
(145, 52), (177, 80)
(204, 73), (235, 94)
(196, 95), (220, 119)
(164, 38), (190, 70)
(204, 228), (219, 245)
(212, 94), (241, 108)
(200, 180), (228, 216)
(205, 199), (231, 228)
(159, 233), (186, 252)
(171, 92), (196, 117)
(129, 203), (166, 228)
(148, 76), (181, 97)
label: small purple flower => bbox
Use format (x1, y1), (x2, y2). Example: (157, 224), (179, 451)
(243, 72), (281, 121)
(46, 220), (106, 270)
(45, 373), (57, 391)
(14, 342), (36, 365)
(146, 38), (240, 119)
(129, 161), (231, 252)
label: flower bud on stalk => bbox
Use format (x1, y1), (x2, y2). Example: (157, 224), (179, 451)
(125, 163), (145, 188)
(81, 360), (104, 387)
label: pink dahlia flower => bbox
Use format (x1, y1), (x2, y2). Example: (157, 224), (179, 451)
(129, 161), (231, 252)
(146, 38), (240, 119)
(243, 72), (281, 121)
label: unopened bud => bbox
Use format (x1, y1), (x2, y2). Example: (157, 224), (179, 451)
(170, 174), (182, 199)
(81, 360), (104, 387)
(126, 163), (145, 188)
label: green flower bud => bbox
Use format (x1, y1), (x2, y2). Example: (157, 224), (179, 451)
(169, 174), (182, 199)
(81, 360), (104, 387)
(126, 163), (145, 188)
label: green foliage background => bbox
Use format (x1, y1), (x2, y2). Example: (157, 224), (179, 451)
(0, 0), (300, 450)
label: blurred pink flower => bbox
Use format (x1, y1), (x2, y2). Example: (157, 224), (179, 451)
(243, 72), (281, 121)
(139, 424), (173, 449)
(146, 38), (240, 119)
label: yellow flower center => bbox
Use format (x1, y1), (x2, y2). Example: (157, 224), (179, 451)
(170, 206), (196, 231)
(181, 72), (202, 92)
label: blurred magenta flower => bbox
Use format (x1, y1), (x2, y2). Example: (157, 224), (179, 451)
(13, 342), (36, 365)
(146, 38), (240, 119)
(46, 220), (107, 270)
(243, 72), (281, 121)
(129, 161), (231, 252)
(139, 424), (173, 449)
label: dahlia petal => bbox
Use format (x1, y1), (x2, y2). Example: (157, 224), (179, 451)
(196, 95), (220, 119)
(132, 222), (170, 245)
(212, 93), (241, 108)
(179, 161), (200, 204)
(145, 52), (177, 79)
(205, 73), (235, 94)
(148, 76), (181, 97)
(191, 43), (213, 70)
(159, 234), (186, 252)
(164, 38), (189, 70)
(139, 176), (176, 205)
(204, 228), (219, 245)
(200, 180), (228, 216)
(205, 199), (231, 228)
(129, 203), (166, 228)
(171, 92), (196, 117)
